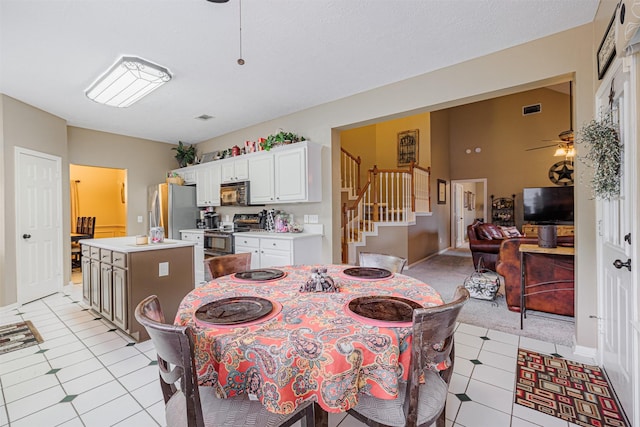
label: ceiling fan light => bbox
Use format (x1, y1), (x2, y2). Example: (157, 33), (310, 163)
(566, 147), (576, 157)
(554, 146), (567, 156)
(85, 56), (172, 108)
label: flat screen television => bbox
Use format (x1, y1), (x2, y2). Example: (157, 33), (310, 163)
(523, 186), (574, 223)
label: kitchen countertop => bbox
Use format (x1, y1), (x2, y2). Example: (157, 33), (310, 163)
(179, 229), (205, 233)
(80, 237), (195, 253)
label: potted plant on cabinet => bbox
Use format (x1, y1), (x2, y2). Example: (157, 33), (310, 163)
(172, 141), (197, 167)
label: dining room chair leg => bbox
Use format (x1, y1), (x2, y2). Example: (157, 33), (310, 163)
(314, 402), (328, 427)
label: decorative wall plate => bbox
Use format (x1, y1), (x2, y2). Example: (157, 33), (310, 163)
(548, 160), (574, 186)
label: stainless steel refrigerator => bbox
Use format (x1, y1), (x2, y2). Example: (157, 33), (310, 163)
(148, 183), (199, 239)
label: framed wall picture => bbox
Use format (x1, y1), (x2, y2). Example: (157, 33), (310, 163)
(597, 11), (616, 80)
(437, 179), (446, 204)
(397, 129), (419, 166)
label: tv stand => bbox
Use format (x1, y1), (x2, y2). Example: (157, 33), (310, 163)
(522, 224), (574, 238)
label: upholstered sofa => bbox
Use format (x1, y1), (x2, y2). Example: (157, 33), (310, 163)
(495, 237), (575, 316)
(467, 220), (522, 271)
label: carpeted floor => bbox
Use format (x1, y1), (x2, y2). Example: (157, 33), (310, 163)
(405, 250), (576, 346)
(515, 348), (629, 426)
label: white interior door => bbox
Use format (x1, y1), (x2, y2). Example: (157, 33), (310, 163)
(454, 183), (465, 247)
(15, 148), (63, 303)
(596, 59), (637, 425)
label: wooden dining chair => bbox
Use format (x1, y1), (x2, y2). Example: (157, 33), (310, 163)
(347, 286), (470, 427)
(359, 252), (408, 273)
(204, 252), (252, 279)
(134, 295), (314, 427)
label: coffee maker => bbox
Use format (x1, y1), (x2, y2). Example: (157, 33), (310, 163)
(203, 212), (220, 230)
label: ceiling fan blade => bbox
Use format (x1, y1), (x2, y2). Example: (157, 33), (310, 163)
(525, 144), (557, 151)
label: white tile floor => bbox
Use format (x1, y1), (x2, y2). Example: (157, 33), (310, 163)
(0, 283), (596, 427)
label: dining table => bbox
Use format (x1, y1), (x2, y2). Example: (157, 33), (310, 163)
(174, 264), (444, 426)
(70, 232), (90, 242)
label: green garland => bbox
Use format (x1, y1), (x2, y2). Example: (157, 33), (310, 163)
(577, 115), (622, 200)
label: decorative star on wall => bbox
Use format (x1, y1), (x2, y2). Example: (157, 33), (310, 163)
(548, 160), (574, 186)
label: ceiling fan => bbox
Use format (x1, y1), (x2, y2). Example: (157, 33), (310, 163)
(525, 81), (575, 157)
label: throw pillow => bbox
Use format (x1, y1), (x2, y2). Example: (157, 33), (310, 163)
(478, 223), (504, 240)
(500, 226), (522, 238)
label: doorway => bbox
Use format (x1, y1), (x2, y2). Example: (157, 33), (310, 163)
(450, 178), (487, 248)
(70, 164), (128, 239)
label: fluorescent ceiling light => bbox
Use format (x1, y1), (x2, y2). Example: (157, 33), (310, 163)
(85, 56), (172, 108)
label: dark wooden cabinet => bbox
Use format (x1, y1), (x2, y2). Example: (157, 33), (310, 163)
(491, 194), (515, 226)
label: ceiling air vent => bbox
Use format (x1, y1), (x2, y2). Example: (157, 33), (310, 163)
(195, 114), (214, 121)
(522, 104), (541, 116)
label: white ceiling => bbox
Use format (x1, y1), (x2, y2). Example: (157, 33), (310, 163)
(0, 0), (599, 145)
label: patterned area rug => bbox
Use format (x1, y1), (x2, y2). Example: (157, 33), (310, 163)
(0, 321), (44, 355)
(515, 348), (629, 427)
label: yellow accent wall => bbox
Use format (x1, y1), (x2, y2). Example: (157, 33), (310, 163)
(70, 164), (127, 237)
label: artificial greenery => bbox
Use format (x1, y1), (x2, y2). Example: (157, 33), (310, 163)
(577, 115), (622, 200)
(260, 131), (305, 151)
(172, 141), (197, 167)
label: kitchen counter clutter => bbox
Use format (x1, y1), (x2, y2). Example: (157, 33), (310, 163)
(80, 236), (195, 341)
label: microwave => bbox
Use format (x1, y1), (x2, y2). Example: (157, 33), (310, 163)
(220, 181), (250, 206)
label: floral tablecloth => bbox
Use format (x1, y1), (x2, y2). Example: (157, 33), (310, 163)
(174, 264), (443, 414)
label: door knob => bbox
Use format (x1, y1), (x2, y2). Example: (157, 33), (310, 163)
(22, 234), (31, 239)
(613, 259), (631, 271)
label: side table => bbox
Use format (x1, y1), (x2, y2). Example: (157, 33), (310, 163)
(519, 244), (575, 329)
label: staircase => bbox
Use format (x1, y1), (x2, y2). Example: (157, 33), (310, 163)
(341, 148), (431, 264)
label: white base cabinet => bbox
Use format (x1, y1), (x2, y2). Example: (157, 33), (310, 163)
(180, 229), (205, 285)
(234, 232), (322, 268)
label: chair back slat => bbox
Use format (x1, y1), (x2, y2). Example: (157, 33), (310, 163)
(359, 252), (408, 273)
(204, 252), (252, 279)
(134, 295), (205, 427)
(403, 286), (470, 426)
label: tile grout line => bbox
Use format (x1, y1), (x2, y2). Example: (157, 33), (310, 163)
(52, 288), (161, 425)
(3, 289), (154, 426)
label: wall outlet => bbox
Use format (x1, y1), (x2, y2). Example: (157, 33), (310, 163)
(159, 262), (169, 277)
(137, 215), (143, 223)
(308, 214), (319, 224)
(304, 215), (309, 223)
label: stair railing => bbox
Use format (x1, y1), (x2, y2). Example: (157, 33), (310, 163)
(340, 148), (361, 198)
(341, 162), (431, 262)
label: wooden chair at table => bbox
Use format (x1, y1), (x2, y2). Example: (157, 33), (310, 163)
(134, 295), (314, 427)
(358, 252), (407, 273)
(204, 252), (252, 279)
(71, 217), (96, 266)
(347, 286), (470, 427)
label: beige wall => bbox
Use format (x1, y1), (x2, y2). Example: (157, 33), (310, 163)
(1, 95), (69, 307)
(193, 24), (597, 348)
(67, 127), (176, 237)
(449, 87), (572, 229)
(69, 165), (127, 237)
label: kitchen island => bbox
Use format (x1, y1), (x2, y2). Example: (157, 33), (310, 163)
(80, 237), (195, 341)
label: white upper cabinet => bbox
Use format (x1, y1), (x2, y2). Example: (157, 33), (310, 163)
(196, 163), (221, 207)
(248, 155), (275, 203)
(176, 141), (321, 206)
(221, 158), (249, 182)
(249, 141), (322, 204)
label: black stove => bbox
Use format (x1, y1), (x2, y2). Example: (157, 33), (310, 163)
(203, 213), (264, 257)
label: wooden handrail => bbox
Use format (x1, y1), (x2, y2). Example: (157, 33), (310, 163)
(340, 147), (361, 194)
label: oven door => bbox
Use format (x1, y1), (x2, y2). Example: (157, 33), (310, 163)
(204, 233), (233, 255)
